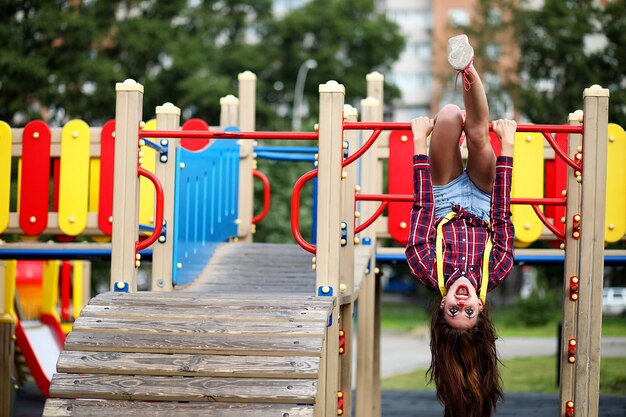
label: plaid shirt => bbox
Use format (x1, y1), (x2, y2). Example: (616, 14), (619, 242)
(405, 155), (515, 293)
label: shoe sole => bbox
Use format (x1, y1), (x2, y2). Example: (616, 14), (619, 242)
(448, 35), (474, 71)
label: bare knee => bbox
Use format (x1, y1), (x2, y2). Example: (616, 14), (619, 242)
(435, 104), (464, 127)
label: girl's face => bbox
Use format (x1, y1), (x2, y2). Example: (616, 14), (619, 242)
(440, 277), (484, 329)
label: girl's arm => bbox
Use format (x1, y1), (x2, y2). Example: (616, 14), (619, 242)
(488, 119), (516, 290)
(405, 117), (438, 291)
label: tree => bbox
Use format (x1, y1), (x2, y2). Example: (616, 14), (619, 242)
(513, 0), (625, 125)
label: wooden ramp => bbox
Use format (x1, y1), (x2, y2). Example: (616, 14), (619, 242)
(43, 243), (336, 417)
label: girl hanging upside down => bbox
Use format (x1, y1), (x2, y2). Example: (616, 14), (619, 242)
(405, 34), (517, 417)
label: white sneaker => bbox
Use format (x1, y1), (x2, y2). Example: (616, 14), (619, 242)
(448, 34), (474, 71)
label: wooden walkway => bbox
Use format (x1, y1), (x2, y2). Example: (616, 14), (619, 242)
(43, 243), (338, 417)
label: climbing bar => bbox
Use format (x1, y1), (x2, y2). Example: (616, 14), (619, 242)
(343, 129), (383, 167)
(355, 201), (388, 234)
(136, 167), (164, 253)
(291, 170), (318, 254)
(343, 121), (584, 134)
(531, 204), (565, 241)
(541, 131), (581, 171)
(252, 170), (271, 224)
(138, 129), (319, 141)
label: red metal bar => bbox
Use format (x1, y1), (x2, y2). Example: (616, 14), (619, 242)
(136, 167), (164, 252)
(343, 129), (382, 167)
(139, 129), (319, 141)
(531, 204), (565, 241)
(356, 193), (412, 202)
(511, 197), (567, 206)
(541, 131), (582, 171)
(291, 170), (317, 254)
(343, 121), (584, 134)
(252, 169), (271, 224)
(357, 193), (567, 207)
(355, 201), (388, 234)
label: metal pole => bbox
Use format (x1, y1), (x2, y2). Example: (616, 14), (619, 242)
(292, 59), (317, 130)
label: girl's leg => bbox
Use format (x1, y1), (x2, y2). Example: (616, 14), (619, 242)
(462, 65), (496, 193)
(429, 104), (464, 185)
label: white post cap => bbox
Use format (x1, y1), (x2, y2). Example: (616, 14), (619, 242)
(156, 102), (181, 115)
(583, 84), (609, 97)
(366, 72), (384, 82)
(238, 71), (257, 81)
(319, 80), (345, 94)
(116, 79), (144, 93)
(220, 94), (240, 105)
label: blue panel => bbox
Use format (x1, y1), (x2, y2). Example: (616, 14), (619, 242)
(172, 138), (240, 285)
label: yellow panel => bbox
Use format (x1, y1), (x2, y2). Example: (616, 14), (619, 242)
(41, 260), (60, 319)
(605, 123), (626, 242)
(2, 260), (17, 320)
(139, 119), (157, 231)
(0, 121), (11, 233)
(59, 120), (90, 236)
(72, 260), (83, 319)
(511, 130), (544, 245)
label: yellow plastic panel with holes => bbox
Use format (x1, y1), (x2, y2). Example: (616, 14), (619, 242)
(605, 123), (626, 243)
(59, 120), (90, 236)
(511, 130), (544, 246)
(0, 121), (11, 233)
(139, 119), (157, 232)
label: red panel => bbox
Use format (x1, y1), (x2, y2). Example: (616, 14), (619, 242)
(388, 130), (415, 246)
(20, 121), (51, 235)
(181, 118), (210, 151)
(60, 261), (71, 322)
(98, 120), (115, 235)
(489, 131), (502, 157)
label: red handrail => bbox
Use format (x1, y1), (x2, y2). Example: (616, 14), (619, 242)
(136, 167), (164, 252)
(531, 204), (565, 241)
(355, 201), (388, 234)
(291, 169), (317, 254)
(541, 131), (582, 171)
(343, 121), (584, 134)
(343, 129), (383, 167)
(139, 129), (319, 141)
(252, 169), (271, 224)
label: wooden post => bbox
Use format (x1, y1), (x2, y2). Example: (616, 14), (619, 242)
(365, 73), (384, 417)
(237, 71), (256, 242)
(151, 103), (181, 291)
(574, 85), (609, 417)
(355, 96), (381, 417)
(559, 110), (583, 415)
(316, 80), (345, 417)
(1, 260), (17, 417)
(111, 79), (143, 292)
(220, 95), (240, 128)
(339, 104), (358, 415)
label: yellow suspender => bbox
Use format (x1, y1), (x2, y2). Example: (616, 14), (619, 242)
(436, 212), (492, 305)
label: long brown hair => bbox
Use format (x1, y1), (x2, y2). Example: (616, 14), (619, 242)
(428, 304), (502, 417)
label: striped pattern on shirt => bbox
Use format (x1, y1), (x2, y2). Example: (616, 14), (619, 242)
(405, 154), (515, 294)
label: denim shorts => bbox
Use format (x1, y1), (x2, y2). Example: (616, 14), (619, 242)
(433, 170), (491, 222)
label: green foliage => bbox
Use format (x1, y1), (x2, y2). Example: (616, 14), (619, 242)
(504, 290), (562, 328)
(0, 0), (404, 131)
(513, 0), (626, 125)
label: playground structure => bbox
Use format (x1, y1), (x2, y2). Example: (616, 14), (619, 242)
(0, 69), (617, 416)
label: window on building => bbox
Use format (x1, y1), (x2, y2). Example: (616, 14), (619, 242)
(449, 8), (470, 27)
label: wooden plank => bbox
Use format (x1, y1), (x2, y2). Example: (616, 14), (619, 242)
(64, 331), (324, 357)
(93, 292), (334, 310)
(57, 350), (319, 379)
(80, 305), (330, 323)
(50, 373), (317, 404)
(71, 316), (325, 337)
(43, 399), (315, 417)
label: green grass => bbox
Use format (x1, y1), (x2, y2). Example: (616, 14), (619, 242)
(381, 301), (626, 337)
(381, 356), (626, 395)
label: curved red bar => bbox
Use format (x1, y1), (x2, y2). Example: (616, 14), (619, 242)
(355, 201), (388, 234)
(343, 130), (382, 167)
(542, 131), (582, 171)
(531, 204), (565, 241)
(291, 169), (317, 254)
(252, 169), (271, 224)
(136, 167), (164, 252)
